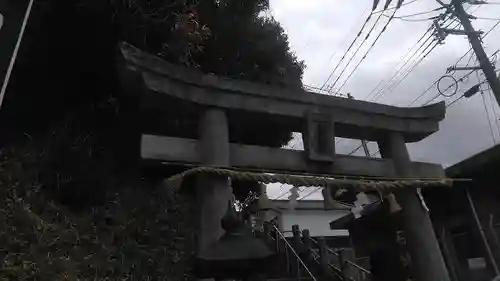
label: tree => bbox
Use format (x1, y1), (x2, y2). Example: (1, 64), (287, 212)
(2, 0), (304, 148)
(0, 0), (304, 206)
(0, 2), (304, 277)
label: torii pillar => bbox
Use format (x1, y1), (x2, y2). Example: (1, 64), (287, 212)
(378, 132), (450, 281)
(196, 107), (232, 255)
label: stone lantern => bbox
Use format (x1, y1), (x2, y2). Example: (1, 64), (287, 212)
(196, 201), (275, 279)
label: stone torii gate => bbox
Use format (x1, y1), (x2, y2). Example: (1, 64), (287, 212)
(119, 42), (451, 281)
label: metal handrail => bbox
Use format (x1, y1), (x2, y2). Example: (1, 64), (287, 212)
(311, 251), (342, 273)
(273, 225), (318, 281)
(345, 260), (371, 275)
(311, 252), (345, 281)
(326, 247), (340, 257)
(310, 237), (372, 276)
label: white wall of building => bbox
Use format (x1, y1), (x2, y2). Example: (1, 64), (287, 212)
(280, 209), (350, 237)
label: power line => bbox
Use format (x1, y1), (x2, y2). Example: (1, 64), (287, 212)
(365, 13), (456, 102)
(347, 143), (364, 156)
(474, 16), (500, 20)
(346, 14), (480, 155)
(486, 83), (500, 137)
(380, 41), (440, 102)
(347, 16), (498, 157)
(358, 82), (493, 157)
(364, 26), (434, 100)
(388, 15), (438, 22)
(388, 7), (444, 18)
(372, 16), (459, 103)
(451, 18), (500, 66)
(315, 5), (371, 90)
(336, 8), (400, 93)
(347, 25), (478, 155)
(340, 15), (452, 153)
(299, 187), (322, 200)
(409, 50), (472, 106)
(372, 0), (421, 14)
(350, 80), (487, 157)
(373, 39), (439, 102)
(444, 79), (490, 109)
(327, 12), (386, 92)
(481, 87), (497, 144)
(476, 70), (497, 143)
(441, 3), (483, 67)
(410, 17), (499, 106)
(340, 9), (456, 97)
(420, 70), (477, 106)
(319, 12), (376, 91)
(420, 22), (500, 105)
(445, 95), (465, 108)
(274, 186), (299, 200)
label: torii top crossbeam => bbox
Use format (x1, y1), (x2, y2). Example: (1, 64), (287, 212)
(119, 42), (446, 179)
(120, 42), (444, 143)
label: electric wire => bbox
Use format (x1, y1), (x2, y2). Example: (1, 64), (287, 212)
(364, 26), (434, 100)
(348, 9), (498, 156)
(336, 8), (400, 93)
(474, 16), (500, 20)
(372, 16), (459, 102)
(372, 0), (421, 14)
(366, 13), (456, 102)
(299, 186), (323, 200)
(451, 19), (500, 68)
(373, 39), (439, 102)
(387, 15), (439, 21)
(327, 12), (386, 92)
(477, 70), (497, 143)
(346, 17), (462, 155)
(486, 84), (500, 138)
(316, 5), (371, 92)
(386, 7), (445, 18)
(319, 12), (376, 91)
(481, 86), (497, 144)
(420, 69), (477, 106)
(364, 79), (488, 158)
(343, 14), (453, 154)
(446, 95), (465, 108)
(410, 17), (499, 106)
(347, 28), (463, 155)
(410, 49), (474, 106)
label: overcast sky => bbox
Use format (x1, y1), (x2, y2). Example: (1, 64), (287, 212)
(266, 0), (500, 200)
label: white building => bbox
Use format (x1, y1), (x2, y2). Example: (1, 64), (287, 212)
(266, 199), (351, 238)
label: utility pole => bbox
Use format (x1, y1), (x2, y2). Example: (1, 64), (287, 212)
(452, 0), (500, 106)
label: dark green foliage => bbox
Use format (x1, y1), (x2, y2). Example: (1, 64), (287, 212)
(0, 141), (196, 280)
(194, 1), (304, 86)
(0, 1), (304, 278)
(0, 0), (305, 205)
(1, 0), (304, 147)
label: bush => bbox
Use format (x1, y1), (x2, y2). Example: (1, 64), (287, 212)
(0, 140), (196, 281)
